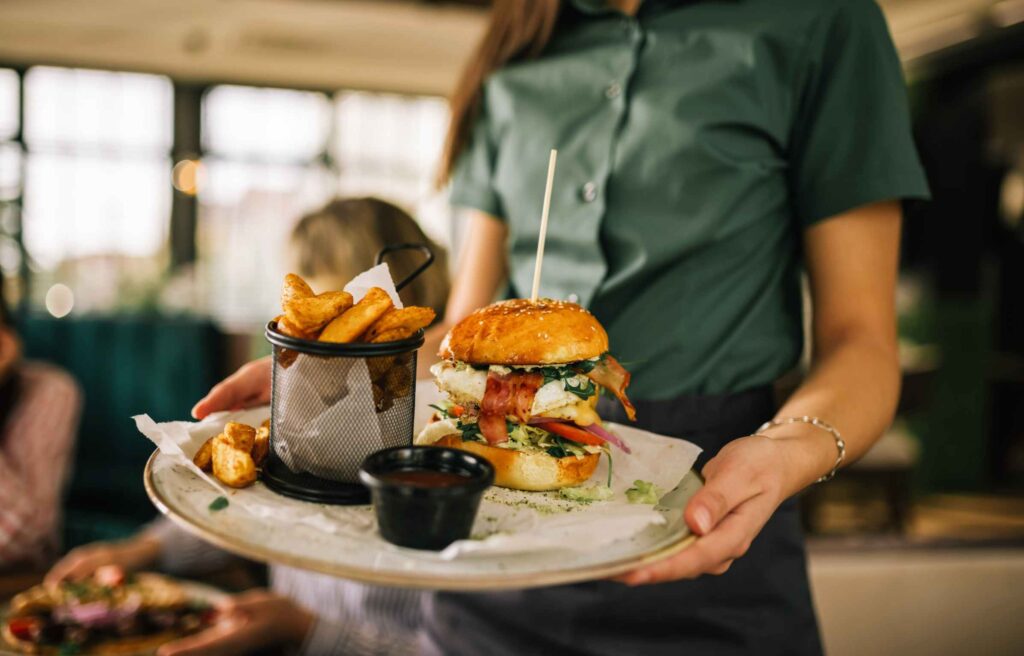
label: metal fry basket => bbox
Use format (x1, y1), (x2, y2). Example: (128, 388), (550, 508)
(261, 244), (432, 505)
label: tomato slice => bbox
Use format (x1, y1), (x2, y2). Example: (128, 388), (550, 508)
(450, 405), (465, 418)
(8, 617), (40, 641)
(541, 421), (604, 446)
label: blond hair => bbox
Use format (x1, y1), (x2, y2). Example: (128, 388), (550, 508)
(289, 197), (450, 318)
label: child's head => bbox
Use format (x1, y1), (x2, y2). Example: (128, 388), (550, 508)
(289, 197), (450, 317)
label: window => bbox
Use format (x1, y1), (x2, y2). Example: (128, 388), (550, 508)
(198, 86), (452, 329)
(198, 85), (334, 327)
(20, 67), (173, 313)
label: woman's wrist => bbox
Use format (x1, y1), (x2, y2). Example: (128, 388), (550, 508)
(283, 602), (316, 645)
(757, 422), (840, 497)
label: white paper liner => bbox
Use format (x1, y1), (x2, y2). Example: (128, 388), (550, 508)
(135, 407), (701, 560)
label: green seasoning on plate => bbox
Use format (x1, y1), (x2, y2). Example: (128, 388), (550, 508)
(208, 496), (229, 512)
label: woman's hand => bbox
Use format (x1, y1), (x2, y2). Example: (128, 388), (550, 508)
(157, 590), (314, 656)
(616, 431), (831, 585)
(192, 357), (272, 420)
(45, 536), (162, 588)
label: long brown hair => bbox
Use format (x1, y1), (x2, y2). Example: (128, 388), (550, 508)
(437, 0), (562, 186)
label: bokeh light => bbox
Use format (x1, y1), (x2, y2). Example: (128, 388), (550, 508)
(172, 159), (204, 195)
(45, 283), (74, 318)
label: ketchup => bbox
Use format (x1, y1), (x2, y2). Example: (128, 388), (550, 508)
(379, 469), (472, 488)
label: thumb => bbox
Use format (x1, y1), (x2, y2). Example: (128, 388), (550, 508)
(684, 459), (759, 536)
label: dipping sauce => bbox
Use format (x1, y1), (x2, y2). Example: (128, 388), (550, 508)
(380, 469), (472, 488)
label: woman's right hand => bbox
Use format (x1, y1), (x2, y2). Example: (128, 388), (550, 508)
(45, 536), (162, 588)
(191, 357), (272, 420)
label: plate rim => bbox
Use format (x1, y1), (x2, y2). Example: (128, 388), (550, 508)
(144, 450), (697, 591)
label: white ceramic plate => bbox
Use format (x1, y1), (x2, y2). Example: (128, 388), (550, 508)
(144, 451), (701, 591)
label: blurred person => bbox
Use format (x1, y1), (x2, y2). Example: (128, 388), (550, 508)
(47, 198), (449, 655)
(194, 0), (930, 654)
(0, 277), (82, 570)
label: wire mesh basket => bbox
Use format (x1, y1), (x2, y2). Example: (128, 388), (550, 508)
(261, 244), (432, 505)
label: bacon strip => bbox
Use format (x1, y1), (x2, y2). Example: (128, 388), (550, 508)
(587, 355), (637, 421)
(478, 370), (543, 444)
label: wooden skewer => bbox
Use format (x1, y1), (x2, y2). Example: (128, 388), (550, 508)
(530, 149), (558, 303)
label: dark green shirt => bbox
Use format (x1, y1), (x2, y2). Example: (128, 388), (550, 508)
(450, 0), (929, 399)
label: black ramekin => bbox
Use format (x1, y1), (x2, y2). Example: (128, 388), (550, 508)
(359, 446), (495, 550)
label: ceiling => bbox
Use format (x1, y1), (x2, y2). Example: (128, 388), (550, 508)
(0, 0), (1021, 95)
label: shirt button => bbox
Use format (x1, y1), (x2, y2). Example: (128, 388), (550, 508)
(605, 82), (622, 99)
(581, 181), (598, 203)
(568, 293), (580, 303)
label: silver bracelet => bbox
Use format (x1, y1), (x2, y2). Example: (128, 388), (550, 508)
(757, 416), (846, 483)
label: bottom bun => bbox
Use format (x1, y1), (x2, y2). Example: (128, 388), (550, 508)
(436, 435), (599, 491)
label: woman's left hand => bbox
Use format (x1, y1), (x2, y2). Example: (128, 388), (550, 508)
(615, 434), (803, 585)
(157, 590), (314, 656)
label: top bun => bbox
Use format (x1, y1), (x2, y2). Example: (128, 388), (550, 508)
(440, 299), (608, 365)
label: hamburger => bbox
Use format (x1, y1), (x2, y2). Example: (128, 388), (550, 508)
(415, 299), (636, 491)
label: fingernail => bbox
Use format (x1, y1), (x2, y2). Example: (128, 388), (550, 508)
(693, 507), (712, 534)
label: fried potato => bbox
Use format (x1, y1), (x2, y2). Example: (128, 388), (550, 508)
(253, 422), (270, 467)
(319, 287), (394, 343)
(282, 273), (314, 310)
(365, 306), (436, 343)
(382, 360), (413, 399)
(193, 437), (215, 472)
(222, 422), (256, 453)
(212, 439), (257, 488)
(277, 315), (318, 341)
(285, 291), (353, 333)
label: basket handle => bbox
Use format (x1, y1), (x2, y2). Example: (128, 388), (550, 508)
(375, 243), (435, 292)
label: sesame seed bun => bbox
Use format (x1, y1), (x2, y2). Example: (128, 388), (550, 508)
(439, 299), (608, 366)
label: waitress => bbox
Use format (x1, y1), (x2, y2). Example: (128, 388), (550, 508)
(188, 0), (928, 654)
(423, 0), (927, 654)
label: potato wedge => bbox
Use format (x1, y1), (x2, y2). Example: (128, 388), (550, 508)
(222, 422), (256, 453)
(193, 437), (215, 471)
(212, 440), (257, 488)
(285, 291), (353, 333)
(281, 273), (314, 310)
(277, 315), (318, 341)
(365, 306), (436, 343)
(319, 287), (393, 343)
(253, 423), (270, 467)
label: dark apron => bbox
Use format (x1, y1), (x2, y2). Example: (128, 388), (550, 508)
(421, 386), (823, 656)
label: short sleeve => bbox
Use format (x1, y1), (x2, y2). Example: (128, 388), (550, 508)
(789, 0), (930, 226)
(448, 86), (506, 220)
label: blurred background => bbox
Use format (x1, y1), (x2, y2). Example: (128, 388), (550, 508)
(0, 0), (1022, 653)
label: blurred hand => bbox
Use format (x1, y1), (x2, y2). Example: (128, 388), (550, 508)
(614, 434), (806, 585)
(157, 590), (314, 656)
(0, 327), (22, 380)
(192, 358), (272, 420)
(45, 536), (161, 589)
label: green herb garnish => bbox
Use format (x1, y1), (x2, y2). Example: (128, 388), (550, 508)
(625, 480), (661, 505)
(563, 377), (596, 400)
(428, 403), (450, 418)
(208, 496), (229, 512)
(458, 420), (483, 442)
(58, 643), (82, 656)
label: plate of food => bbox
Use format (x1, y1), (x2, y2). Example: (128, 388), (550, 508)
(137, 267), (703, 590)
(1, 569), (225, 656)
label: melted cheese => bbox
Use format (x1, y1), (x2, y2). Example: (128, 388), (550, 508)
(538, 400), (601, 426)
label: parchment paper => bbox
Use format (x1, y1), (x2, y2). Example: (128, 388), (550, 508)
(135, 408), (701, 559)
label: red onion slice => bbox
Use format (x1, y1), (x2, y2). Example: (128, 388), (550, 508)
(528, 417), (631, 454)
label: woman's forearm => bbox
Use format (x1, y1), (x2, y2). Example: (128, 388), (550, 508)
(765, 331), (900, 499)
